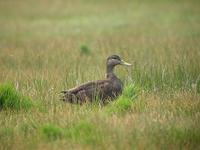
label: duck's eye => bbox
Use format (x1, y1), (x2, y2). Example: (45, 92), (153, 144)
(113, 58), (120, 60)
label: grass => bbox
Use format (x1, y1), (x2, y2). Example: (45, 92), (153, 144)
(0, 83), (33, 111)
(42, 124), (63, 141)
(80, 44), (91, 55)
(106, 84), (139, 114)
(0, 0), (200, 149)
(106, 97), (133, 114)
(65, 120), (104, 145)
(0, 127), (14, 150)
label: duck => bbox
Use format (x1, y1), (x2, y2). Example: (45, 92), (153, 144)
(61, 55), (131, 104)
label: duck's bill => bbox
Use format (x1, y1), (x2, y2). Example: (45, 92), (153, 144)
(120, 60), (132, 66)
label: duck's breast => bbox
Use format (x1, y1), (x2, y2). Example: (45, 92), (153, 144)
(113, 79), (123, 95)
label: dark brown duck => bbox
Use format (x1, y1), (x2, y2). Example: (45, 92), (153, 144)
(61, 55), (131, 104)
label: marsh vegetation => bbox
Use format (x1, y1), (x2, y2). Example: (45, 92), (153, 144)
(0, 0), (200, 149)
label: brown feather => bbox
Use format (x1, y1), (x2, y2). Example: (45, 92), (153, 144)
(61, 55), (129, 104)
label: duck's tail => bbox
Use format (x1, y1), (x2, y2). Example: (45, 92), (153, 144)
(60, 91), (80, 104)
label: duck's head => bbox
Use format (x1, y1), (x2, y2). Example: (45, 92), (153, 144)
(107, 55), (132, 68)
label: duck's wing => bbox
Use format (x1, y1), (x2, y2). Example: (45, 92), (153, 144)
(61, 80), (111, 94)
(61, 79), (112, 103)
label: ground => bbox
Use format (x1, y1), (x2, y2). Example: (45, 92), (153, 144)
(0, 0), (200, 149)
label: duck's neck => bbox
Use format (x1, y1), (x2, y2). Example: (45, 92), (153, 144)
(106, 65), (116, 79)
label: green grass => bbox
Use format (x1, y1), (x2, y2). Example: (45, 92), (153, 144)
(106, 84), (140, 114)
(80, 44), (91, 55)
(0, 127), (14, 150)
(0, 83), (33, 111)
(65, 120), (104, 145)
(42, 124), (63, 141)
(106, 97), (133, 114)
(0, 0), (200, 149)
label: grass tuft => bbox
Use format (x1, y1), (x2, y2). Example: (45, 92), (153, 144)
(123, 84), (140, 99)
(0, 127), (14, 141)
(0, 83), (33, 111)
(42, 124), (63, 141)
(106, 96), (132, 114)
(65, 121), (103, 145)
(80, 44), (91, 55)
(106, 84), (140, 114)
(169, 127), (200, 144)
(0, 127), (14, 150)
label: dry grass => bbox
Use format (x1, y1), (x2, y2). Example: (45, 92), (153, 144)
(0, 0), (200, 149)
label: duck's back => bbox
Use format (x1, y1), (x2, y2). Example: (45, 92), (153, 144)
(61, 77), (122, 104)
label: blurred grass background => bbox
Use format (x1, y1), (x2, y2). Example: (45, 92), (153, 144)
(0, 0), (200, 149)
